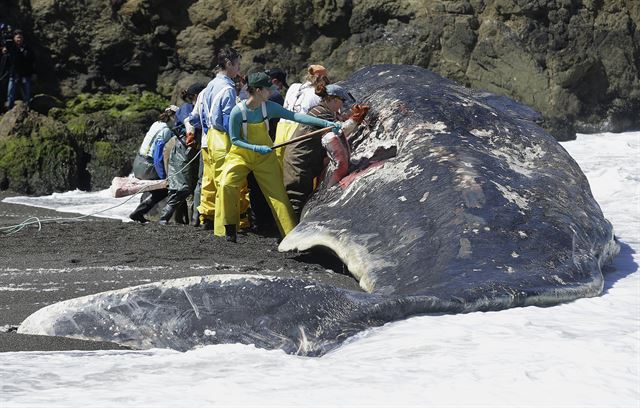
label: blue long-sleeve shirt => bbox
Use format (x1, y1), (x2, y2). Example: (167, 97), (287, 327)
(229, 100), (333, 151)
(175, 102), (193, 124)
(186, 73), (237, 136)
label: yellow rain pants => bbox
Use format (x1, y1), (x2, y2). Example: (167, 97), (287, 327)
(273, 120), (299, 167)
(215, 121), (296, 237)
(198, 128), (249, 228)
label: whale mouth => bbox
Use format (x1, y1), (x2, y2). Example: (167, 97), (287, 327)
(293, 245), (352, 277)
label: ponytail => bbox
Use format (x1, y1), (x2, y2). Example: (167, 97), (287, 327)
(314, 75), (332, 98)
(315, 82), (328, 98)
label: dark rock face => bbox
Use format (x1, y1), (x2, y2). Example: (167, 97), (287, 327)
(0, 102), (80, 194)
(18, 65), (619, 355)
(0, 93), (166, 194)
(1, 0), (638, 139)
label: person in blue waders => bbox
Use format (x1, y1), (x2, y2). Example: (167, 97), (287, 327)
(214, 72), (341, 242)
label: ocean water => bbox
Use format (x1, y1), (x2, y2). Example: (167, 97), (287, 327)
(1, 132), (639, 407)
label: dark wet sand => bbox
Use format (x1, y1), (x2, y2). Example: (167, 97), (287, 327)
(0, 191), (360, 352)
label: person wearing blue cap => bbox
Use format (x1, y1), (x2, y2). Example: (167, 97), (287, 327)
(214, 71), (341, 242)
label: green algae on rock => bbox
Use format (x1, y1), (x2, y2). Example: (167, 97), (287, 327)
(0, 92), (169, 194)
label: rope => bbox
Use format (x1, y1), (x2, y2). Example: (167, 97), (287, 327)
(1, 148), (202, 235)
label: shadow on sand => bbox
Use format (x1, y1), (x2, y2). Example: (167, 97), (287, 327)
(602, 240), (637, 293)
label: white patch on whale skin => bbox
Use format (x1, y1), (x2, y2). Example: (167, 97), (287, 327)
(490, 143), (546, 177)
(400, 122), (448, 149)
(490, 181), (530, 210)
(470, 129), (494, 138)
(470, 128), (545, 178)
(458, 238), (472, 259)
(414, 121), (448, 133)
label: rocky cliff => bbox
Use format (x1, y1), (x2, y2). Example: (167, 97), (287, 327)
(0, 0), (638, 193)
(2, 0), (638, 139)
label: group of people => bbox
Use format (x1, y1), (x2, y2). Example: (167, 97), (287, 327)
(130, 47), (363, 243)
(0, 24), (35, 111)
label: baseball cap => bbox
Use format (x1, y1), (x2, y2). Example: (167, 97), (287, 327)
(265, 68), (289, 88)
(326, 85), (356, 107)
(248, 72), (277, 90)
(186, 83), (206, 96)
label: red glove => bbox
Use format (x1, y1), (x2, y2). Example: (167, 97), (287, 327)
(185, 132), (196, 147)
(349, 104), (369, 123)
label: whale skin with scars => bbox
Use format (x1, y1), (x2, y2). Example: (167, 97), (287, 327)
(18, 65), (619, 356)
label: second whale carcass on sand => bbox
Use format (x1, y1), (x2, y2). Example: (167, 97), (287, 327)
(18, 65), (619, 356)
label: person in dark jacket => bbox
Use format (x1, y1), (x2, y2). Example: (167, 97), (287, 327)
(283, 83), (353, 221)
(158, 83), (206, 225)
(2, 29), (35, 109)
(266, 68), (288, 106)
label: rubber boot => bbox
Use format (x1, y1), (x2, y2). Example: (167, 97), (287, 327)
(158, 204), (175, 225)
(174, 201), (190, 225)
(202, 217), (214, 231)
(224, 224), (237, 243)
(129, 196), (156, 223)
(192, 204), (201, 227)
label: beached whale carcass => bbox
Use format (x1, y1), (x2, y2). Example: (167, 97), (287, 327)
(281, 64), (619, 302)
(18, 65), (619, 355)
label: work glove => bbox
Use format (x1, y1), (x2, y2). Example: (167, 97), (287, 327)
(328, 121), (342, 134)
(185, 131), (196, 147)
(253, 145), (272, 155)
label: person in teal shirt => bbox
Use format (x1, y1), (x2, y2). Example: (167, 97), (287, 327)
(214, 71), (340, 242)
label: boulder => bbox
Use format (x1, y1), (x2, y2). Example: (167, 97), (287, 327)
(29, 94), (65, 115)
(0, 91), (167, 194)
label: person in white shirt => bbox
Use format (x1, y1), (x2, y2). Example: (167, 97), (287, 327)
(273, 64), (330, 165)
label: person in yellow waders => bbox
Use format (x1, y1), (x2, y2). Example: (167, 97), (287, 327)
(215, 72), (341, 242)
(184, 47), (249, 230)
(273, 64), (330, 166)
